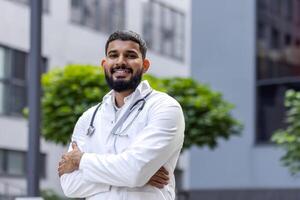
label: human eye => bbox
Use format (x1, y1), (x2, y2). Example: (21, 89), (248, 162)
(126, 53), (138, 59)
(108, 53), (118, 59)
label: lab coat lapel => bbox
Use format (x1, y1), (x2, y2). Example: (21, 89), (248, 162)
(117, 81), (152, 135)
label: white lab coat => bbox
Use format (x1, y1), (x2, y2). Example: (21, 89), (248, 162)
(60, 80), (185, 200)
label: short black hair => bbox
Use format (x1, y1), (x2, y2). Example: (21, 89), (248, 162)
(105, 30), (147, 59)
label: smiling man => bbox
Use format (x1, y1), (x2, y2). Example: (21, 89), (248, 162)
(58, 30), (185, 200)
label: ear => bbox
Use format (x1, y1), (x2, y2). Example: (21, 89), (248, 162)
(142, 58), (150, 73)
(101, 58), (106, 69)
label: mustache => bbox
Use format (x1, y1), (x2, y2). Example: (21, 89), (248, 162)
(111, 65), (133, 74)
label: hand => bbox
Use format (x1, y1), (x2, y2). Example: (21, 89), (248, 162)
(58, 141), (84, 177)
(147, 167), (169, 188)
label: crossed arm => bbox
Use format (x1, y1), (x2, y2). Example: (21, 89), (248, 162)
(58, 103), (184, 198)
(58, 142), (169, 188)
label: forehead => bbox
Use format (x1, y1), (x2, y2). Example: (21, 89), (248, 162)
(107, 40), (141, 53)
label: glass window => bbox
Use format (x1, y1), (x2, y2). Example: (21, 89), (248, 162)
(0, 149), (46, 178)
(152, 1), (162, 53)
(9, 85), (26, 115)
(108, 0), (125, 34)
(39, 153), (46, 178)
(161, 7), (175, 57)
(82, 0), (98, 29)
(12, 50), (26, 81)
(0, 150), (4, 174)
(256, 0), (300, 142)
(142, 1), (153, 49)
(174, 12), (185, 60)
(7, 151), (25, 176)
(297, 0), (300, 26)
(0, 47), (5, 79)
(0, 45), (47, 116)
(71, 0), (83, 24)
(285, 0), (293, 21)
(142, 0), (185, 61)
(0, 83), (4, 114)
(97, 0), (110, 32)
(43, 0), (50, 12)
(70, 0), (125, 33)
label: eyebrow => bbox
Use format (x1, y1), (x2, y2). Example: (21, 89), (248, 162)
(107, 49), (139, 55)
(107, 50), (118, 55)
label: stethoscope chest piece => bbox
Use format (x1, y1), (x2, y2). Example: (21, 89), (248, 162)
(87, 125), (95, 136)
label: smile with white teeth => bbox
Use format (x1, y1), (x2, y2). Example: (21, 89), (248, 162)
(113, 68), (132, 79)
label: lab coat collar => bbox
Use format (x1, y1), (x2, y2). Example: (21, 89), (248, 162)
(101, 80), (152, 106)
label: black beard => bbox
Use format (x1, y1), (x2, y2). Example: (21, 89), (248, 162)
(105, 67), (143, 92)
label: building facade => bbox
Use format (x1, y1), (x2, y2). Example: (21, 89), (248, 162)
(189, 0), (300, 199)
(0, 0), (191, 198)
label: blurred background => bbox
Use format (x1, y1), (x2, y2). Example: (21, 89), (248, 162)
(0, 0), (300, 199)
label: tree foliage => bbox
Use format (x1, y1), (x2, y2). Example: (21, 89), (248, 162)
(272, 90), (300, 175)
(41, 64), (242, 150)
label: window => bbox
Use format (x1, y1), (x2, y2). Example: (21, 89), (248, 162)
(7, 151), (25, 176)
(142, 0), (185, 61)
(0, 45), (47, 116)
(70, 0), (125, 34)
(0, 149), (46, 178)
(6, 0), (50, 12)
(297, 0), (300, 26)
(284, 0), (293, 21)
(271, 0), (282, 15)
(0, 150), (4, 174)
(256, 0), (300, 142)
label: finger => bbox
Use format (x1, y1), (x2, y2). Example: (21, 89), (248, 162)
(159, 167), (169, 175)
(150, 175), (168, 185)
(58, 164), (63, 171)
(72, 141), (78, 150)
(62, 154), (67, 160)
(157, 171), (169, 180)
(148, 180), (165, 189)
(58, 160), (66, 167)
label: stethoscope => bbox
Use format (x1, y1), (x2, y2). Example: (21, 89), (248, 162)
(86, 90), (153, 138)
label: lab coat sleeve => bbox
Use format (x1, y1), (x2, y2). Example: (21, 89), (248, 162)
(60, 112), (110, 198)
(79, 101), (185, 187)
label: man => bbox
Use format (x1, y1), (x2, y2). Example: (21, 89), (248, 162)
(58, 30), (185, 200)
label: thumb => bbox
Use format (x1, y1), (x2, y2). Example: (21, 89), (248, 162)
(72, 141), (79, 150)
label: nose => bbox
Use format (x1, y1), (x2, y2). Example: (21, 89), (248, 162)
(116, 54), (126, 66)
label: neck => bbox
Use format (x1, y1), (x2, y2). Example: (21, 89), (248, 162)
(114, 89), (134, 108)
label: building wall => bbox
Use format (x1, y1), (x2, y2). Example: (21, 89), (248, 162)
(190, 0), (300, 191)
(0, 0), (191, 196)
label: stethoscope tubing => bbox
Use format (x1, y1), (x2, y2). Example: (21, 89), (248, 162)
(86, 90), (152, 138)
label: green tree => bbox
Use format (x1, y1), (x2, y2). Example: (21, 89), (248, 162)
(272, 89), (300, 175)
(41, 64), (242, 150)
(41, 189), (66, 200)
